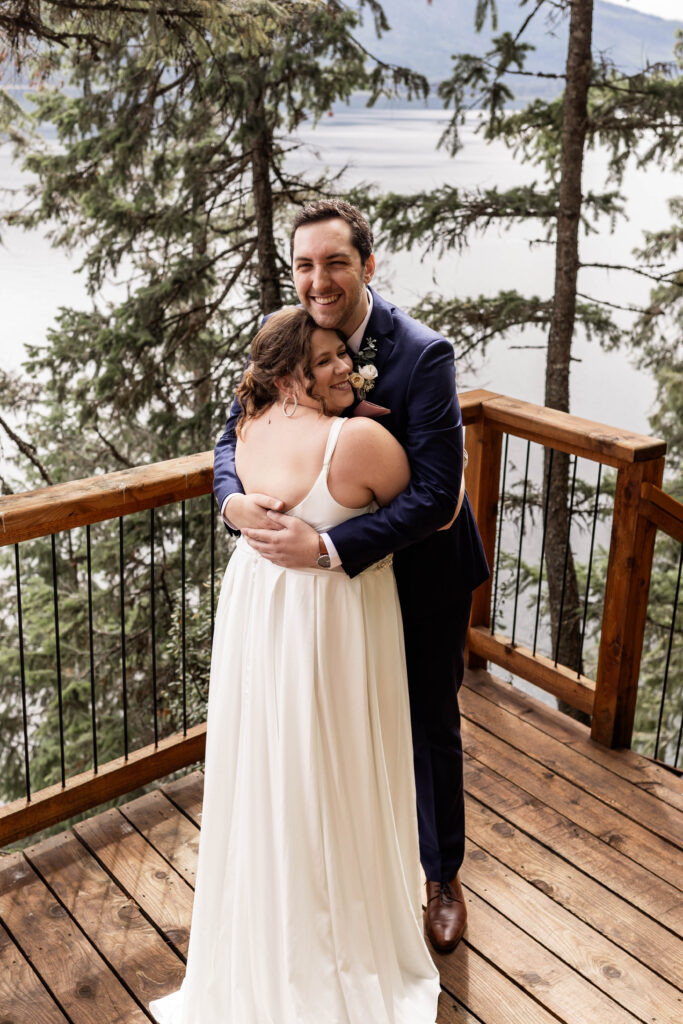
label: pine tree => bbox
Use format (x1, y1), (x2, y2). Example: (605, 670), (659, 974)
(371, 1), (682, 705)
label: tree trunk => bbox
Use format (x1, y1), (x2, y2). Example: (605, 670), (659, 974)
(250, 91), (282, 315)
(544, 0), (593, 720)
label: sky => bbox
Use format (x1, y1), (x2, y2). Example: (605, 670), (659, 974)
(605, 0), (682, 19)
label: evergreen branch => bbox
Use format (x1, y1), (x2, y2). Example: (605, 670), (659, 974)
(575, 291), (647, 315)
(580, 261), (681, 284)
(374, 184), (560, 256)
(94, 427), (134, 468)
(0, 413), (54, 485)
(477, 63), (565, 80)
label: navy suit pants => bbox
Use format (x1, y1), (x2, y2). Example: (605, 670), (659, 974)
(393, 536), (472, 884)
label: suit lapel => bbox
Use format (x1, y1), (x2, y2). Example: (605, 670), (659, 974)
(364, 288), (395, 376)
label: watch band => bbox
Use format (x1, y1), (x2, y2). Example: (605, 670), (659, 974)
(317, 535), (331, 569)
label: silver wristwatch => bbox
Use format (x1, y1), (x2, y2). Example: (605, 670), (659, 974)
(317, 536), (331, 569)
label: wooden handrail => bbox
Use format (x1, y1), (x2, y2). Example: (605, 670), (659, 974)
(640, 482), (683, 544)
(0, 451), (214, 547)
(460, 391), (667, 468)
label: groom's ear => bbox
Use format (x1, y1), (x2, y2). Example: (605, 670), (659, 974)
(363, 253), (376, 284)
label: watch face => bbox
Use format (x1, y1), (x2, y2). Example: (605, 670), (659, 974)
(317, 554), (331, 569)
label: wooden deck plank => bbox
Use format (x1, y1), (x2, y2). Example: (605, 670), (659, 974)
(120, 789), (200, 887)
(463, 837), (683, 1023)
(465, 795), (683, 988)
(161, 771), (204, 826)
(460, 887), (643, 1024)
(436, 941), (572, 1024)
(436, 989), (485, 1024)
(24, 829), (185, 1011)
(460, 681), (683, 849)
(464, 670), (683, 814)
(464, 756), (683, 931)
(0, 853), (148, 1024)
(462, 716), (682, 888)
(74, 807), (194, 958)
(0, 920), (71, 1024)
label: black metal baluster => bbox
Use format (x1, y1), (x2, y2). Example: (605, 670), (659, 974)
(553, 455), (579, 667)
(655, 542), (683, 764)
(182, 500), (187, 735)
(491, 433), (509, 635)
(86, 525), (98, 773)
(511, 441), (531, 646)
(211, 494), (216, 648)
(51, 534), (66, 787)
(578, 464), (602, 679)
(151, 507), (158, 748)
(533, 447), (554, 656)
(119, 517), (129, 760)
(14, 544), (31, 801)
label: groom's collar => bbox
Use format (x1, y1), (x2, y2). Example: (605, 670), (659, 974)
(366, 286), (395, 338)
(346, 290), (373, 354)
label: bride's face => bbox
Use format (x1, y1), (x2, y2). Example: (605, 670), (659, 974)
(305, 328), (354, 413)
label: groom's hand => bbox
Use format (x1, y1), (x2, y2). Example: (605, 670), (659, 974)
(242, 511), (319, 568)
(224, 493), (285, 531)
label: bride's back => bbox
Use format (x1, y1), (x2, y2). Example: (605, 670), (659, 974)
(236, 409), (376, 512)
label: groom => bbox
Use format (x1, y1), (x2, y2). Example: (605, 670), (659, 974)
(213, 200), (489, 952)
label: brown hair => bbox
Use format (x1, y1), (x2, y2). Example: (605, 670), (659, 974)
(290, 199), (374, 264)
(235, 307), (322, 435)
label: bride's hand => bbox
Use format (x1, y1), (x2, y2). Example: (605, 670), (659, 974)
(242, 512), (320, 569)
(225, 493), (285, 531)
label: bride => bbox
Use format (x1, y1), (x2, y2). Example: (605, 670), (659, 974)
(150, 307), (440, 1024)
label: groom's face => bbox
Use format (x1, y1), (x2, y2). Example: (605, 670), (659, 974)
(292, 218), (375, 338)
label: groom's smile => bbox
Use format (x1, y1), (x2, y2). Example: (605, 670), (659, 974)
(292, 218), (375, 338)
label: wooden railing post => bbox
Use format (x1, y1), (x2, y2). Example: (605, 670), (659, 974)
(592, 455), (665, 748)
(465, 403), (503, 670)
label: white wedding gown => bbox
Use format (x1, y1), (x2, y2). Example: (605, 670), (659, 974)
(150, 417), (440, 1024)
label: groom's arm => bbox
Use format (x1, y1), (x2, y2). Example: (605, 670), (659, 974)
(328, 337), (463, 578)
(213, 393), (244, 535)
(214, 392), (287, 532)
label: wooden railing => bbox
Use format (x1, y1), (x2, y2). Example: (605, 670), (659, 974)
(0, 454), (215, 846)
(0, 390), (678, 846)
(462, 390), (667, 749)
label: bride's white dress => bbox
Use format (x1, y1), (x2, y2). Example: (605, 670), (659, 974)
(150, 417), (440, 1024)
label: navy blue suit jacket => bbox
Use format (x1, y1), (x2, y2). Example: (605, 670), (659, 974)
(213, 288), (488, 604)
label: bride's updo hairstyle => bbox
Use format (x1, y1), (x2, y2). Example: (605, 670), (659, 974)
(236, 307), (322, 435)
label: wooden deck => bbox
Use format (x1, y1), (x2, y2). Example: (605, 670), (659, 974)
(1, 668), (681, 1024)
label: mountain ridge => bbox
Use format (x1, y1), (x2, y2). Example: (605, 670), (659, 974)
(354, 0), (682, 100)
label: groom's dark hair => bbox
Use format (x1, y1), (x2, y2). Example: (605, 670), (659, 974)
(290, 200), (374, 264)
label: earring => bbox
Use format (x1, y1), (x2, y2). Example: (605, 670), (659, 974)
(282, 393), (298, 418)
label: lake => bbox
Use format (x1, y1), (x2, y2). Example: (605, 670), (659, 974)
(2, 107), (680, 437)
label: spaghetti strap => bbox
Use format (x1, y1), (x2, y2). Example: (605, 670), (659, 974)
(321, 417), (346, 479)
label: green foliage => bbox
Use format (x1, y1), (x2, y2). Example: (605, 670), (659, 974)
(409, 290), (620, 365)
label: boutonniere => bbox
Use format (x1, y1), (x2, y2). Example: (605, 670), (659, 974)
(348, 336), (379, 399)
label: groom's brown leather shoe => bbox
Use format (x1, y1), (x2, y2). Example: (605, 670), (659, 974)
(424, 875), (467, 953)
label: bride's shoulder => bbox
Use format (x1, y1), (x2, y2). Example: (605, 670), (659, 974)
(336, 416), (399, 462)
(338, 416), (389, 447)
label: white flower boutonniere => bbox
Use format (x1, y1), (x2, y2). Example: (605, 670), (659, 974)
(352, 336), (379, 399)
